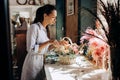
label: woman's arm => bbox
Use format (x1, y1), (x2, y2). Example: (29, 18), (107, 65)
(27, 24), (38, 52)
(39, 40), (69, 52)
(38, 40), (55, 52)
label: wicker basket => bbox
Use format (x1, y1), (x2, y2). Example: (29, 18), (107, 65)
(59, 55), (76, 65)
(58, 37), (76, 65)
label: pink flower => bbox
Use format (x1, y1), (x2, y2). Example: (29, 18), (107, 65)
(80, 28), (98, 43)
(80, 27), (110, 68)
(70, 44), (79, 54)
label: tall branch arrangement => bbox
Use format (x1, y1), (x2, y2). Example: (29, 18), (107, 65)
(81, 0), (120, 47)
(98, 0), (120, 47)
(80, 0), (120, 79)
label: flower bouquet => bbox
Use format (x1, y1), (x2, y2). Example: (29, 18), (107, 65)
(80, 28), (110, 69)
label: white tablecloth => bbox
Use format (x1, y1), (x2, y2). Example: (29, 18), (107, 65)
(45, 55), (112, 80)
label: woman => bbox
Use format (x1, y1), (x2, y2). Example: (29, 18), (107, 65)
(21, 4), (61, 80)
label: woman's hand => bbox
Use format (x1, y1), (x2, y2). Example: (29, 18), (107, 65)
(59, 40), (69, 46)
(48, 39), (69, 50)
(48, 40), (59, 50)
(38, 40), (57, 52)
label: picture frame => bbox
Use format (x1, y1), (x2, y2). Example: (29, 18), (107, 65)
(67, 0), (74, 16)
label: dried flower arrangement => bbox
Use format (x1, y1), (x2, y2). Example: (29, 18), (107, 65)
(79, 0), (120, 79)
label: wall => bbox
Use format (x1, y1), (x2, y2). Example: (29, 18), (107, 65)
(79, 0), (97, 33)
(65, 0), (78, 43)
(56, 0), (96, 43)
(56, 0), (78, 42)
(56, 0), (65, 40)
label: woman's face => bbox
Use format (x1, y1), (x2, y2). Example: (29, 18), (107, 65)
(44, 10), (57, 25)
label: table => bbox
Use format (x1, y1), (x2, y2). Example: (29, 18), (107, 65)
(45, 55), (111, 80)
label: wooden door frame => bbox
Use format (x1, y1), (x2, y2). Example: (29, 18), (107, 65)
(0, 0), (13, 80)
